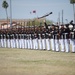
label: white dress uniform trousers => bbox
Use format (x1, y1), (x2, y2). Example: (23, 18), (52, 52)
(38, 34), (42, 50)
(70, 39), (75, 52)
(29, 34), (33, 49)
(42, 38), (46, 50)
(1, 35), (4, 48)
(4, 35), (6, 48)
(64, 33), (70, 52)
(34, 38), (38, 50)
(7, 35), (10, 48)
(55, 35), (59, 52)
(51, 35), (55, 51)
(60, 35), (65, 52)
(16, 34), (19, 48)
(46, 38), (50, 51)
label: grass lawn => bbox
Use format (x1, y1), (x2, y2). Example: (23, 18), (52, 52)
(0, 48), (75, 75)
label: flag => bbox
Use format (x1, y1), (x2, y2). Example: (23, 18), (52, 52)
(33, 10), (36, 13)
(30, 10), (36, 14)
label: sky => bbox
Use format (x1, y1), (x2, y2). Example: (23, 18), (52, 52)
(0, 0), (74, 23)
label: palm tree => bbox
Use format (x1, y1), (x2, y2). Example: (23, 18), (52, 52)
(70, 0), (75, 23)
(2, 0), (9, 25)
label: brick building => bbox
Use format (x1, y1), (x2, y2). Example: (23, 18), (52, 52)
(0, 18), (45, 29)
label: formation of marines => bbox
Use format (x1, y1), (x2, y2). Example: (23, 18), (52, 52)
(0, 20), (75, 53)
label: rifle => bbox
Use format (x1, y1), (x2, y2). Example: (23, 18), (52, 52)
(38, 12), (52, 19)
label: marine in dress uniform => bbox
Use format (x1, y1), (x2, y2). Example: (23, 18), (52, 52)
(3, 34), (6, 48)
(50, 25), (55, 51)
(12, 34), (15, 48)
(28, 33), (31, 49)
(44, 21), (50, 51)
(59, 25), (70, 52)
(69, 24), (75, 52)
(26, 32), (30, 49)
(25, 32), (28, 49)
(12, 33), (14, 48)
(10, 34), (13, 48)
(0, 33), (3, 48)
(45, 31), (51, 51)
(48, 29), (51, 50)
(29, 32), (33, 49)
(33, 32), (38, 50)
(28, 27), (32, 49)
(0, 34), (1, 47)
(59, 25), (65, 52)
(64, 25), (70, 52)
(14, 33), (17, 48)
(74, 27), (75, 52)
(31, 31), (34, 49)
(38, 23), (43, 50)
(38, 32), (43, 50)
(16, 34), (19, 48)
(24, 33), (26, 49)
(2, 34), (4, 48)
(35, 32), (39, 50)
(41, 29), (46, 50)
(19, 34), (22, 48)
(0, 33), (3, 47)
(21, 34), (25, 49)
(31, 32), (34, 49)
(54, 26), (59, 52)
(7, 34), (10, 48)
(13, 34), (16, 48)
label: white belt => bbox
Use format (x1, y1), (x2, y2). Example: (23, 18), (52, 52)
(71, 32), (74, 34)
(64, 33), (68, 34)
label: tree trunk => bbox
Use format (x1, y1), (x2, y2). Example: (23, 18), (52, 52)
(6, 8), (8, 28)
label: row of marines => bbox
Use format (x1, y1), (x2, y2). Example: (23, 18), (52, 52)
(0, 21), (75, 52)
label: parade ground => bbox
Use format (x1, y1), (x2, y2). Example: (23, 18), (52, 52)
(0, 48), (75, 75)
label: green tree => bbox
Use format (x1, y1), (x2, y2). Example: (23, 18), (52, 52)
(2, 0), (9, 25)
(70, 0), (75, 23)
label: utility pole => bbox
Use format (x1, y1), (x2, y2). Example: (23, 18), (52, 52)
(62, 10), (63, 25)
(10, 0), (12, 27)
(58, 12), (60, 25)
(73, 4), (75, 24)
(70, 0), (75, 24)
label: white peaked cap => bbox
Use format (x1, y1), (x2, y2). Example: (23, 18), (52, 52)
(59, 26), (61, 29)
(48, 26), (51, 29)
(64, 25), (66, 28)
(43, 20), (46, 22)
(73, 29), (75, 31)
(69, 24), (73, 29)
